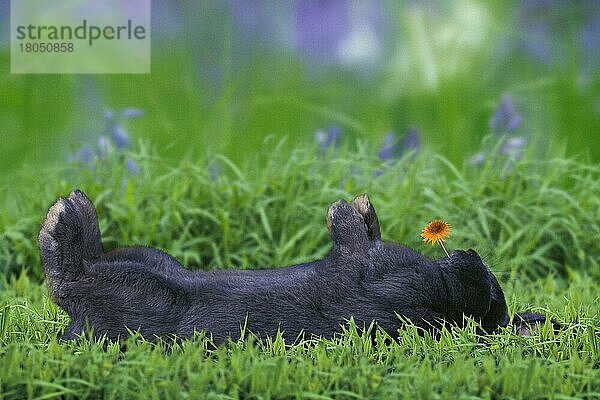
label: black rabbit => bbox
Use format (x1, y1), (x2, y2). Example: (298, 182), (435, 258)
(39, 190), (549, 343)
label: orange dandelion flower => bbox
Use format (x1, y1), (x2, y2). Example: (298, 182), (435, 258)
(421, 220), (452, 257)
(421, 220), (451, 244)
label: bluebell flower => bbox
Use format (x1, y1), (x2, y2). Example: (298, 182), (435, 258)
(403, 128), (421, 152)
(178, 2), (386, 74)
(69, 145), (94, 165)
(516, 1), (600, 74)
(296, 0), (349, 63)
(502, 136), (527, 160)
(507, 114), (523, 133)
(110, 124), (131, 149)
(519, 6), (554, 65)
(378, 133), (400, 160)
(69, 107), (143, 176)
(489, 95), (522, 135)
(103, 109), (115, 123)
(470, 95), (528, 170)
(315, 126), (342, 155)
(294, 1), (385, 69)
(468, 153), (486, 166)
(378, 128), (420, 161)
(97, 136), (112, 159)
(121, 108), (144, 118)
(102, 108), (133, 149)
(126, 158), (141, 175)
(375, 128), (421, 178)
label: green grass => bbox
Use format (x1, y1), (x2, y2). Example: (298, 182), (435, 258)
(2, 142), (599, 281)
(0, 146), (599, 399)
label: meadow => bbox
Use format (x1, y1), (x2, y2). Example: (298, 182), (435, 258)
(0, 147), (598, 399)
(1, 1), (599, 398)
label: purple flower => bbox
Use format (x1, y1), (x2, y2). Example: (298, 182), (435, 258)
(69, 107), (144, 176)
(103, 107), (141, 148)
(97, 136), (112, 158)
(490, 95), (523, 135)
(378, 128), (420, 161)
(517, 0), (560, 66)
(294, 1), (386, 69)
(104, 107), (139, 149)
(315, 126), (342, 155)
(126, 158), (141, 175)
(507, 114), (523, 133)
(103, 109), (115, 122)
(469, 94), (530, 168)
(378, 133), (399, 160)
(69, 145), (94, 165)
(110, 124), (131, 149)
(468, 153), (486, 166)
(469, 95), (530, 169)
(121, 108), (144, 118)
(295, 0), (350, 63)
(185, 1), (388, 73)
(516, 1), (600, 73)
(502, 136), (527, 160)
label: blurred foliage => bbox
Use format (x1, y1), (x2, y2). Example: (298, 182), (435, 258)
(1, 1), (599, 186)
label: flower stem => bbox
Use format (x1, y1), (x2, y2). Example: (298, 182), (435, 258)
(439, 242), (450, 258)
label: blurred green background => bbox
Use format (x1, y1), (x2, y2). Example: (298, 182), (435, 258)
(0, 0), (599, 185)
(0, 5), (598, 397)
